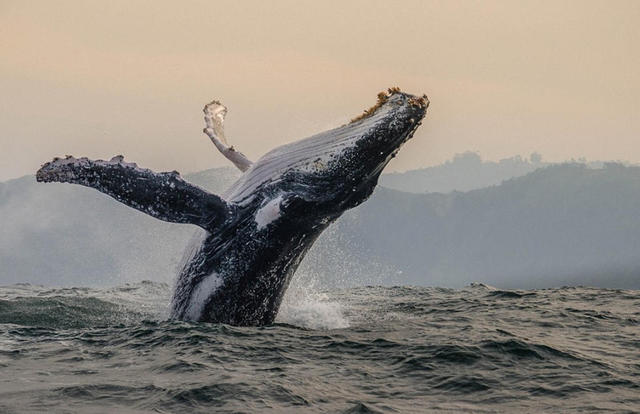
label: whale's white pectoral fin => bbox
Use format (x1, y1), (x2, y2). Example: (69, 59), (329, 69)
(36, 155), (233, 231)
(203, 100), (253, 172)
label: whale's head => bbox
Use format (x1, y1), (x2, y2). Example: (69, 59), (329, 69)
(320, 88), (429, 211)
(225, 88), (428, 221)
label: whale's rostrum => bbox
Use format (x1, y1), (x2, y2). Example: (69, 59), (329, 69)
(36, 89), (429, 326)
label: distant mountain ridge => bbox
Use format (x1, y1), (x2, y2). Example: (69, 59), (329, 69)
(379, 151), (614, 193)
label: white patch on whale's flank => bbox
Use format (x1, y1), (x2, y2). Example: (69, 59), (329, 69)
(185, 272), (223, 320)
(255, 195), (283, 230)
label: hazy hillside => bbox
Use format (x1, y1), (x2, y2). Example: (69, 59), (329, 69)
(379, 152), (545, 193)
(379, 151), (616, 193)
(334, 163), (640, 288)
(1, 162), (639, 289)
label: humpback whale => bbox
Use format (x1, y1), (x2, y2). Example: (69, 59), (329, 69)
(36, 88), (429, 326)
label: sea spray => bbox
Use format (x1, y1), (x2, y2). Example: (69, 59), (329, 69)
(278, 272), (349, 329)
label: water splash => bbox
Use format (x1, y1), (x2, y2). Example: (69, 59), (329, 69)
(278, 273), (349, 329)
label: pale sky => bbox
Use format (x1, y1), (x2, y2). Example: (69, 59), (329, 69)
(1, 0), (639, 181)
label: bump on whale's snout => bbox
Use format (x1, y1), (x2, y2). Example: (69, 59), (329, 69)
(324, 88), (429, 211)
(352, 88), (428, 172)
(350, 87), (428, 124)
(349, 88), (428, 157)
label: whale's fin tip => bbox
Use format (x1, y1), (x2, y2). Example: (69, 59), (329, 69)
(203, 99), (253, 172)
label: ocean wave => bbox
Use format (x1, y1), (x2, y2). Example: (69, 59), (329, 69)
(0, 296), (139, 329)
(0, 283), (639, 412)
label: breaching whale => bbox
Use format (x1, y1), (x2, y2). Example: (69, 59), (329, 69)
(36, 88), (429, 326)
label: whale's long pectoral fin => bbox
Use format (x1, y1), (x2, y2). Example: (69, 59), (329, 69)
(36, 155), (233, 231)
(203, 100), (253, 172)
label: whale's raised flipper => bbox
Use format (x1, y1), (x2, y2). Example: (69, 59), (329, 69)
(203, 100), (253, 172)
(36, 155), (233, 231)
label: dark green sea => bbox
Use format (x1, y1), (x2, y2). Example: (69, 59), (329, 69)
(0, 282), (638, 413)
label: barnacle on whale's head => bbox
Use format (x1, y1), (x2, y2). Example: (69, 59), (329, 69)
(350, 87), (428, 123)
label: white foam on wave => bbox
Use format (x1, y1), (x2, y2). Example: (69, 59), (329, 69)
(277, 276), (349, 330)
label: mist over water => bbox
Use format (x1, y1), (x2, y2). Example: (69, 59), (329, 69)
(1, 281), (638, 413)
(5, 155), (640, 290)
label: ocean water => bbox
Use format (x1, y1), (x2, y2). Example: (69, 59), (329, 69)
(0, 281), (638, 413)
